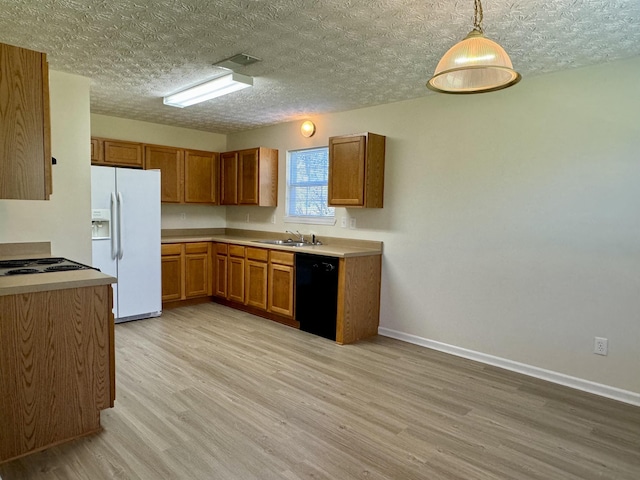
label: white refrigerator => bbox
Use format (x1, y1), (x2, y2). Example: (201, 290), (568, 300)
(91, 166), (162, 323)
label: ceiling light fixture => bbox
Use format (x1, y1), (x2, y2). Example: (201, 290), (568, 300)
(300, 121), (316, 137)
(163, 72), (253, 108)
(427, 0), (520, 94)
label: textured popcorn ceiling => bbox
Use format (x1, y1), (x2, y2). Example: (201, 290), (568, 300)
(0, 0), (639, 134)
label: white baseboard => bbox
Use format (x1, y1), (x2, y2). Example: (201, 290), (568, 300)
(378, 327), (640, 407)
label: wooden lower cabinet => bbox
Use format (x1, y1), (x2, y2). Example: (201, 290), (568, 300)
(227, 245), (245, 303)
(162, 242), (212, 303)
(245, 247), (268, 310)
(0, 284), (114, 463)
(268, 251), (295, 318)
(214, 243), (228, 298)
(161, 243), (183, 302)
(185, 243), (210, 298)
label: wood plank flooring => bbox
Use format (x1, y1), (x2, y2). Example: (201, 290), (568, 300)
(1, 302), (639, 479)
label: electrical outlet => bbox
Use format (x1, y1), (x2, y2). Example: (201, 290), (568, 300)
(594, 337), (608, 356)
(341, 217), (347, 228)
(180, 212), (186, 220)
(349, 218), (357, 229)
(245, 213), (250, 223)
(271, 214), (276, 224)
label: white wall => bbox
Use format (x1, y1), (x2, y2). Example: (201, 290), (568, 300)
(227, 57), (640, 396)
(91, 114), (228, 229)
(0, 71), (92, 264)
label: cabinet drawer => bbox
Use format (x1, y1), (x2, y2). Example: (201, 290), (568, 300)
(185, 242), (209, 254)
(216, 243), (228, 255)
(270, 251), (294, 266)
(229, 245), (245, 257)
(162, 243), (183, 256)
(246, 247), (268, 262)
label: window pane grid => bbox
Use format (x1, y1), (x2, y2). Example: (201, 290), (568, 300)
(287, 147), (334, 218)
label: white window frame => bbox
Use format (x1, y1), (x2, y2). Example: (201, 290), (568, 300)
(285, 147), (336, 225)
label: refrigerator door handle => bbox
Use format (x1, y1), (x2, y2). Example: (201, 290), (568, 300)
(110, 192), (118, 259)
(117, 191), (124, 259)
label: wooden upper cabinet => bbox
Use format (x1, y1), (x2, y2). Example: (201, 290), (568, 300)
(220, 151), (238, 205)
(91, 138), (103, 163)
(221, 147), (278, 206)
(103, 140), (144, 168)
(238, 149), (259, 205)
(184, 149), (218, 204)
(328, 133), (386, 208)
(0, 42), (51, 200)
(145, 145), (184, 203)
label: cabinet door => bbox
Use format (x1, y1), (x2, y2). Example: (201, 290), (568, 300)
(245, 260), (268, 310)
(268, 263), (294, 318)
(220, 151), (238, 205)
(145, 145), (184, 203)
(227, 256), (245, 303)
(185, 149), (218, 204)
(91, 138), (103, 163)
(0, 43), (51, 200)
(215, 254), (228, 297)
(238, 148), (259, 205)
(328, 135), (366, 206)
(185, 253), (208, 298)
(161, 248), (184, 302)
(104, 140), (144, 168)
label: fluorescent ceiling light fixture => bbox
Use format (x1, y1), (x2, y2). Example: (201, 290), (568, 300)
(163, 72), (253, 108)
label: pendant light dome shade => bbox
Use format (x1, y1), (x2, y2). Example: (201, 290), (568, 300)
(427, 30), (521, 94)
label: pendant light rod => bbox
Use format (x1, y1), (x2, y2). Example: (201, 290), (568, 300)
(427, 0), (521, 94)
(473, 0), (483, 33)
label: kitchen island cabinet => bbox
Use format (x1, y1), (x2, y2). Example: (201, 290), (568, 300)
(0, 42), (51, 200)
(0, 279), (115, 463)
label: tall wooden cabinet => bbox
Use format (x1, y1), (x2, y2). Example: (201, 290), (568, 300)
(0, 42), (51, 200)
(328, 132), (386, 208)
(220, 147), (278, 206)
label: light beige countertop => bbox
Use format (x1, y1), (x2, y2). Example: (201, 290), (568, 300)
(0, 242), (116, 296)
(161, 228), (383, 258)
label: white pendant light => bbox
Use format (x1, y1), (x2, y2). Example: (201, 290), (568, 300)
(163, 72), (253, 108)
(427, 0), (520, 94)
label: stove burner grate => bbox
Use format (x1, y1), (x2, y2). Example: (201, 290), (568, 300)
(45, 265), (84, 272)
(6, 268), (40, 275)
(34, 258), (64, 265)
(0, 260), (31, 269)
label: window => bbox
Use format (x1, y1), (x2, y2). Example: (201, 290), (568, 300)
(286, 147), (335, 224)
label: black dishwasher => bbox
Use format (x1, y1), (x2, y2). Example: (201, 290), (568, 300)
(295, 253), (339, 341)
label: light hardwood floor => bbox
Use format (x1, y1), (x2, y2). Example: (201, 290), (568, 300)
(2, 302), (639, 479)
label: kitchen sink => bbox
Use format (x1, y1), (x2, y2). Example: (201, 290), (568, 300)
(253, 239), (312, 247)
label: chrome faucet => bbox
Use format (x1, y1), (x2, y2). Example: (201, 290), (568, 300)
(286, 230), (305, 242)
